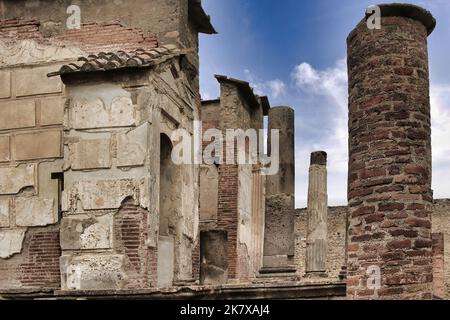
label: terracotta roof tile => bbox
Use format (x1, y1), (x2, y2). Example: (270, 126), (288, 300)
(48, 44), (181, 77)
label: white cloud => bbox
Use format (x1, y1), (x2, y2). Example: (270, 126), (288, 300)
(292, 59), (348, 111)
(267, 79), (287, 98)
(292, 63), (320, 86)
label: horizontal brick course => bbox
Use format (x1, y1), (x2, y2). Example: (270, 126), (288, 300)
(0, 226), (61, 290)
(115, 198), (156, 289)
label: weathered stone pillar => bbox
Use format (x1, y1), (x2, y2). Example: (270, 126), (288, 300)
(347, 4), (435, 299)
(200, 230), (228, 285)
(261, 106), (295, 275)
(266, 106), (295, 197)
(305, 151), (328, 277)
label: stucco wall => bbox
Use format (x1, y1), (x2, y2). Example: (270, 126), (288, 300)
(58, 57), (199, 290)
(0, 51), (64, 290)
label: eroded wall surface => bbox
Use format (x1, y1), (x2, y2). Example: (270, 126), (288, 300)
(59, 58), (199, 291)
(0, 29), (66, 290)
(60, 79), (151, 291)
(196, 81), (266, 283)
(0, 0), (207, 292)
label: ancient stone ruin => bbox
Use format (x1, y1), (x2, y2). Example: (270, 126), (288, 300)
(0, 1), (448, 300)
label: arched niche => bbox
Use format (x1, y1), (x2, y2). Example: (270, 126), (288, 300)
(157, 133), (181, 287)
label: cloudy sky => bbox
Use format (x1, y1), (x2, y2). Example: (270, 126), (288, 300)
(198, 0), (450, 208)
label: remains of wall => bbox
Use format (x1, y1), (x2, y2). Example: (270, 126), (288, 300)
(0, 32), (64, 289)
(0, 0), (214, 292)
(196, 77), (267, 283)
(296, 207), (347, 280)
(296, 200), (450, 297)
(432, 199), (450, 296)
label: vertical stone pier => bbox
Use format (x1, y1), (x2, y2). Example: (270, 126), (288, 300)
(261, 106), (296, 275)
(305, 151), (328, 277)
(347, 4), (436, 299)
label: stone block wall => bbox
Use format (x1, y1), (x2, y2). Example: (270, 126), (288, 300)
(431, 199), (450, 296)
(0, 66), (64, 161)
(0, 55), (64, 290)
(296, 207), (347, 279)
(432, 233), (445, 299)
(0, 7), (161, 292)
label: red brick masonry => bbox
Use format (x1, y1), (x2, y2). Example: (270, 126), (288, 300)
(347, 11), (434, 299)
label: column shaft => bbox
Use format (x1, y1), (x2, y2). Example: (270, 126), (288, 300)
(305, 151), (328, 276)
(347, 4), (435, 299)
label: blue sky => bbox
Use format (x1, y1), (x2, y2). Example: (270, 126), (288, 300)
(199, 0), (450, 208)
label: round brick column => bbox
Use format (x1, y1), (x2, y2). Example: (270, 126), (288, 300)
(347, 4), (436, 299)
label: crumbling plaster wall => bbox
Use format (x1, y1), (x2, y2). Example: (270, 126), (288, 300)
(0, 30), (67, 290)
(59, 59), (199, 290)
(199, 164), (219, 221)
(60, 79), (149, 291)
(0, 0), (205, 292)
